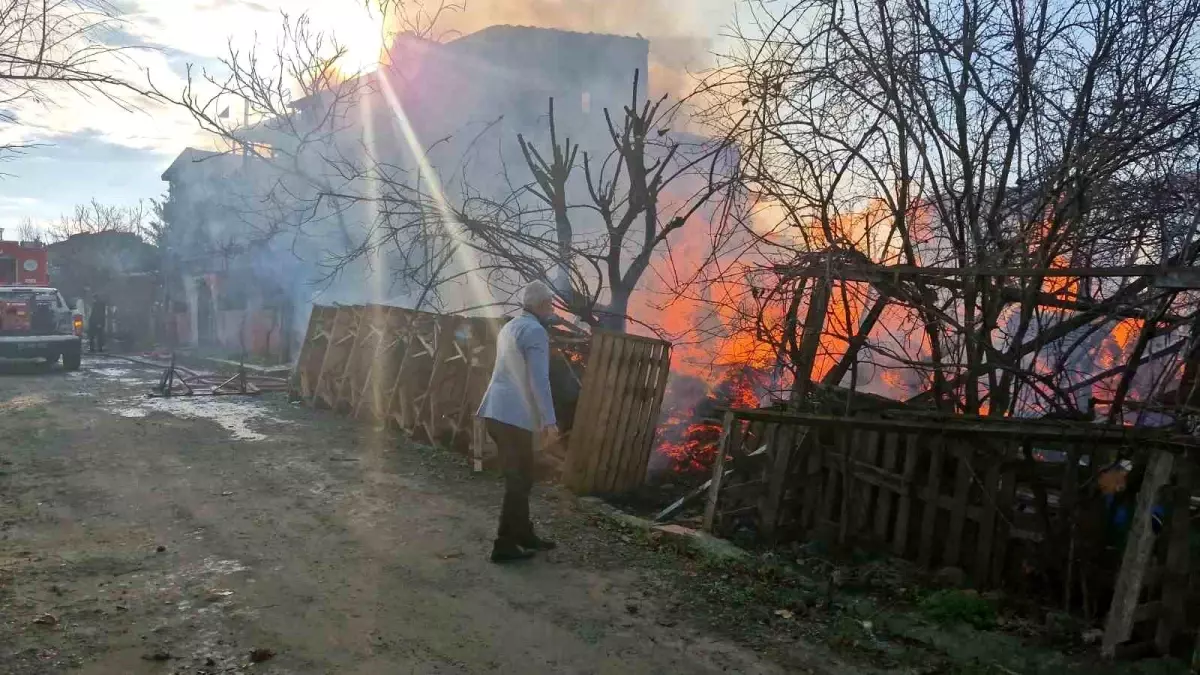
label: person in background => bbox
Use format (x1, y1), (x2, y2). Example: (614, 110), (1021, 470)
(88, 293), (107, 353)
(476, 280), (560, 563)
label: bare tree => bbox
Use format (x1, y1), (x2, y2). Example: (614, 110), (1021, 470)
(0, 0), (152, 165)
(693, 0), (1200, 416)
(159, 2), (737, 332)
(510, 75), (736, 329)
(45, 199), (150, 242)
(15, 215), (41, 243)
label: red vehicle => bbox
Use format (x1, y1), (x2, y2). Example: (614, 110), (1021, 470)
(0, 236), (49, 286)
(0, 233), (83, 369)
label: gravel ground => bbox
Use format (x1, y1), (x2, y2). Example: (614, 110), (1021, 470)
(0, 354), (845, 674)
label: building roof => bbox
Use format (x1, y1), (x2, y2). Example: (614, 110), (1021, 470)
(448, 24), (648, 46)
(161, 147), (225, 181)
(290, 24), (649, 111)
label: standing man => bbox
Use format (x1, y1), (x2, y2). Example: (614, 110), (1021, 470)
(477, 281), (559, 563)
(88, 292), (107, 353)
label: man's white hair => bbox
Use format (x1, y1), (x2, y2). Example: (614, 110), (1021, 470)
(520, 280), (555, 310)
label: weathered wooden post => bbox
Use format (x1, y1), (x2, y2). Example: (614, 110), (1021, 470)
(1102, 448), (1175, 658)
(703, 410), (737, 533)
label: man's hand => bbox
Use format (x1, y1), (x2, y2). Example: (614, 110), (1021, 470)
(542, 425), (560, 447)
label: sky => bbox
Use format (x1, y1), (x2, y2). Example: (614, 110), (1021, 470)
(0, 0), (735, 234)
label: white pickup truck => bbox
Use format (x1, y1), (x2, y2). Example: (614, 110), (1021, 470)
(0, 286), (84, 370)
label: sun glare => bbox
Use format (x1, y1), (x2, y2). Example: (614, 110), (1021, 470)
(333, 9), (389, 74)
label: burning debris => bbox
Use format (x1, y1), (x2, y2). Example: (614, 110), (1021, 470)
(655, 365), (769, 475)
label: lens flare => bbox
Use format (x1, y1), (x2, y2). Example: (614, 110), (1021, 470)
(375, 73), (491, 314)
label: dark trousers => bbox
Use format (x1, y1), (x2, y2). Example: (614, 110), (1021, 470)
(485, 419), (535, 545)
(88, 325), (105, 352)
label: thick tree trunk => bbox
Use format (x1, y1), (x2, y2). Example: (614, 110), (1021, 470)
(791, 278), (832, 403)
(602, 289), (631, 332)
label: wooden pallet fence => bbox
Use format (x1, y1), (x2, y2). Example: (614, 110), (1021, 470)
(295, 306), (337, 402)
(292, 305), (503, 453)
(563, 330), (672, 494)
(701, 408), (1200, 660)
(294, 307), (670, 494)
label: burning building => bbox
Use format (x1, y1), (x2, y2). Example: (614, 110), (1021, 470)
(160, 25), (651, 361)
(159, 148), (296, 359)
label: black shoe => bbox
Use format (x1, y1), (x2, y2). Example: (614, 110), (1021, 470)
(520, 536), (557, 551)
(490, 542), (536, 563)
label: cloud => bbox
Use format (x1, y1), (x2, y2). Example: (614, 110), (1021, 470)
(0, 195), (42, 213)
(0, 0), (740, 227)
(0, 131), (173, 228)
(5, 0), (736, 154)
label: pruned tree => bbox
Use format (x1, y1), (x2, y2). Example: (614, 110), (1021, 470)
(691, 0), (1200, 417)
(159, 2), (737, 333)
(470, 71), (737, 330)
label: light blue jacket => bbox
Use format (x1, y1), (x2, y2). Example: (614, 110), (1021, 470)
(477, 311), (557, 431)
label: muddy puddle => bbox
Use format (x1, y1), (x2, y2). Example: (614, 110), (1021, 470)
(109, 397), (290, 441)
(91, 361), (290, 441)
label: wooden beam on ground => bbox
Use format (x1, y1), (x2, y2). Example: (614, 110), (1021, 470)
(655, 444), (769, 523)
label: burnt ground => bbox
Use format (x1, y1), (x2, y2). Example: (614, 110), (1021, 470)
(0, 355), (861, 675)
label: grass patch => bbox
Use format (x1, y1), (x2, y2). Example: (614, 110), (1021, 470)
(919, 589), (998, 629)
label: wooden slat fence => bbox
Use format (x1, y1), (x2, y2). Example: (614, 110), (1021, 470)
(702, 408), (1200, 660)
(563, 330), (672, 494)
(292, 306), (671, 493)
(293, 304), (502, 451)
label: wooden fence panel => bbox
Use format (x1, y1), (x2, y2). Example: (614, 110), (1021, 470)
(874, 432), (900, 542)
(312, 306), (362, 409)
(704, 411), (739, 532)
(564, 331), (672, 494)
(1103, 449), (1176, 657)
(294, 305), (668, 494)
(918, 435), (945, 568)
(1155, 459), (1192, 653)
(562, 332), (610, 490)
(893, 433), (920, 558)
(570, 332), (618, 492)
(335, 305), (380, 413)
(974, 461), (1002, 584)
(697, 409), (1200, 660)
(758, 424), (796, 541)
(855, 430), (880, 534)
(353, 306), (408, 421)
(944, 445), (975, 568)
(295, 306), (336, 401)
(626, 341), (673, 490)
(596, 338), (641, 492)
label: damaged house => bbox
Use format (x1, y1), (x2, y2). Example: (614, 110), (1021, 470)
(160, 25), (651, 362)
(46, 231), (159, 350)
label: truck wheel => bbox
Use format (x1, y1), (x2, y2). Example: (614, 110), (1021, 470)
(63, 346), (81, 371)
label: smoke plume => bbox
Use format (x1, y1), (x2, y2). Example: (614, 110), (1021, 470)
(426, 0), (731, 99)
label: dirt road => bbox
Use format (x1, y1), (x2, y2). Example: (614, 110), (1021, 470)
(0, 356), (807, 674)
